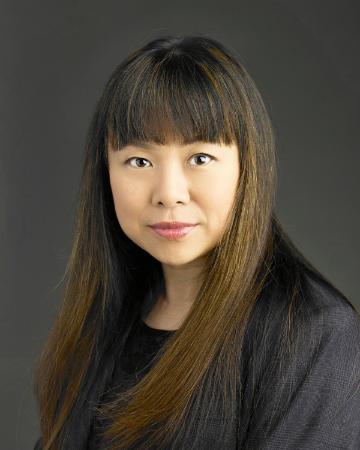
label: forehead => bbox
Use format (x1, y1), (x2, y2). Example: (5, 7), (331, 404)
(113, 139), (237, 152)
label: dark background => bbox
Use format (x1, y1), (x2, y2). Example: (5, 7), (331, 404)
(1, 0), (359, 447)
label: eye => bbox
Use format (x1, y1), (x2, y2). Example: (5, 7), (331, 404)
(125, 157), (151, 169)
(189, 153), (216, 166)
(124, 153), (216, 169)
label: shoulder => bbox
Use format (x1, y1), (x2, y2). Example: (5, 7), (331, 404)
(274, 269), (360, 416)
(303, 271), (360, 348)
(242, 270), (360, 449)
(305, 267), (358, 312)
(290, 269), (360, 370)
(304, 297), (360, 386)
(309, 297), (360, 397)
(249, 262), (360, 346)
(246, 263), (360, 402)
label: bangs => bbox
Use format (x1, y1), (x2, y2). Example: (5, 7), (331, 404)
(105, 51), (240, 151)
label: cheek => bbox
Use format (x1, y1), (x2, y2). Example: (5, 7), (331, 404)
(109, 176), (140, 224)
(206, 173), (238, 217)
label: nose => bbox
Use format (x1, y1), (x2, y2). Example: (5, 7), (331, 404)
(151, 161), (190, 207)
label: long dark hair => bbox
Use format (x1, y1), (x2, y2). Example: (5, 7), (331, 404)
(33, 34), (357, 449)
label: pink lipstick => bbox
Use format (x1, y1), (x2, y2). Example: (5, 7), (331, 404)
(149, 222), (197, 240)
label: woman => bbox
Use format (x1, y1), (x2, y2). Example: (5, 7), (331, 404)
(33, 34), (360, 449)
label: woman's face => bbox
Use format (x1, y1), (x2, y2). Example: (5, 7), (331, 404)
(107, 140), (240, 267)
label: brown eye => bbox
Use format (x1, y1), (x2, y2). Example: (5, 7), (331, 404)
(189, 153), (215, 166)
(124, 153), (216, 169)
(125, 157), (151, 168)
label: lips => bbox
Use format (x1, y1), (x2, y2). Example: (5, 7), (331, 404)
(149, 221), (196, 229)
(150, 224), (197, 240)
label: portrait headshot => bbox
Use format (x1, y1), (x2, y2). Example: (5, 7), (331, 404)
(2, 2), (359, 450)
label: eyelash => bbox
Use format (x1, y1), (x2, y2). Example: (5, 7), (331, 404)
(124, 153), (216, 169)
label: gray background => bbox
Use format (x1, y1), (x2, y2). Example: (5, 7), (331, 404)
(1, 0), (359, 447)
